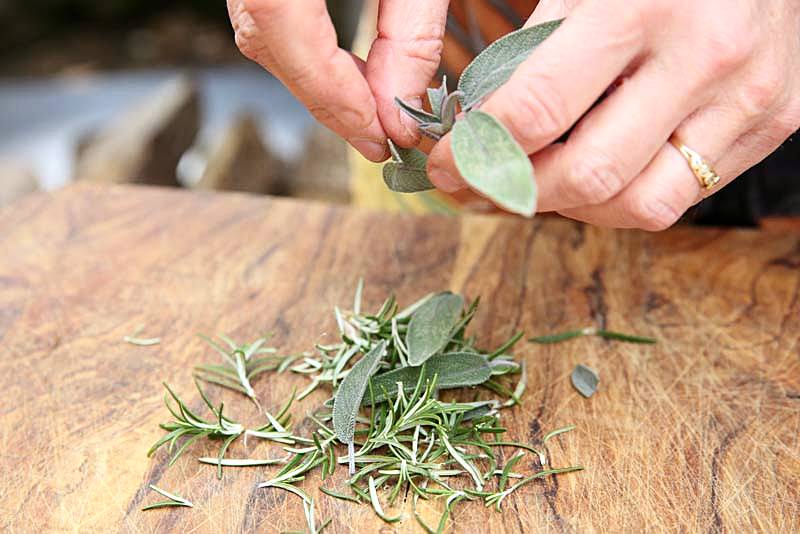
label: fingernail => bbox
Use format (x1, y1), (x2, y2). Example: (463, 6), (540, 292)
(429, 167), (464, 193)
(351, 138), (387, 161)
(399, 96), (423, 139)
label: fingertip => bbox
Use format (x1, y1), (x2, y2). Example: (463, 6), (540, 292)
(351, 138), (388, 162)
(376, 94), (421, 148)
(427, 137), (466, 193)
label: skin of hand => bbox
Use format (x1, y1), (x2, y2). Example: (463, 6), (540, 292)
(226, 0), (449, 163)
(425, 0), (800, 229)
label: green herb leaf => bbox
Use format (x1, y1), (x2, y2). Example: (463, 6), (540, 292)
(427, 76), (449, 118)
(365, 352), (491, 404)
(451, 111), (536, 217)
(406, 292), (465, 366)
(141, 484), (193, 511)
(458, 19), (563, 110)
(383, 140), (435, 193)
(395, 97), (439, 124)
(571, 364), (599, 398)
(333, 340), (388, 445)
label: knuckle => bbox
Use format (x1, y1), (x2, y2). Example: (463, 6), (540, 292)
(377, 34), (443, 70)
(737, 70), (784, 119)
(563, 152), (625, 205)
(627, 196), (682, 231)
(229, 0), (272, 62)
(505, 72), (571, 147)
(700, 26), (754, 75)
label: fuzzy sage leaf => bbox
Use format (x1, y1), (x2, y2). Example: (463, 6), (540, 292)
(383, 140), (435, 193)
(458, 19), (563, 110)
(364, 352), (492, 404)
(406, 292), (465, 366)
(427, 75), (448, 117)
(571, 364), (599, 398)
(451, 111), (536, 217)
(333, 340), (388, 446)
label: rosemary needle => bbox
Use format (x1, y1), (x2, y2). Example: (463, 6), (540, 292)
(529, 326), (656, 344)
(141, 484), (193, 511)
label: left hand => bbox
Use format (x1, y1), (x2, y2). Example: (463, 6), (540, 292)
(426, 0), (800, 229)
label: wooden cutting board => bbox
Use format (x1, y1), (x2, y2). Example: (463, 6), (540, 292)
(1, 184), (798, 533)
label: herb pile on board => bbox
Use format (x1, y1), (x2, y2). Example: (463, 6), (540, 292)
(145, 281), (582, 532)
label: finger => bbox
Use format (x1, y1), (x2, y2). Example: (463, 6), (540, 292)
(524, 0), (577, 25)
(228, 0), (387, 161)
(555, 103), (754, 230)
(532, 57), (710, 212)
(427, 134), (465, 193)
(366, 0), (449, 147)
(478, 0), (646, 155)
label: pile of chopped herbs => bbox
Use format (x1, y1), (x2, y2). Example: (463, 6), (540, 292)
(145, 281), (583, 531)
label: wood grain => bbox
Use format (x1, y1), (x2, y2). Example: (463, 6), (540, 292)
(0, 184), (798, 533)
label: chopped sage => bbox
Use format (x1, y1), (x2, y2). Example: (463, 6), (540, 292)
(364, 352), (492, 404)
(406, 292), (465, 366)
(451, 111), (536, 217)
(571, 364), (599, 398)
(146, 280), (582, 531)
(333, 340), (388, 469)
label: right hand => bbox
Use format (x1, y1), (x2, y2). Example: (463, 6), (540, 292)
(227, 0), (450, 162)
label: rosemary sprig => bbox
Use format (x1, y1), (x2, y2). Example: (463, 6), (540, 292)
(529, 326), (656, 344)
(147, 381), (245, 479)
(194, 334), (286, 408)
(141, 484), (193, 511)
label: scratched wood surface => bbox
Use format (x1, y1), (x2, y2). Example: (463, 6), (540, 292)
(1, 184), (798, 533)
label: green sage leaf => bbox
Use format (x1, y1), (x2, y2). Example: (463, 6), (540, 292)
(427, 76), (449, 118)
(364, 352), (491, 404)
(383, 140), (435, 193)
(571, 364), (599, 398)
(458, 19), (563, 110)
(451, 111), (536, 217)
(395, 97), (439, 125)
(406, 292), (465, 366)
(333, 340), (388, 444)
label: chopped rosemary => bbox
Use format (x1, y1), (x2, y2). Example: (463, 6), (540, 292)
(145, 280), (582, 529)
(124, 324), (160, 346)
(141, 484), (193, 511)
(529, 326), (656, 344)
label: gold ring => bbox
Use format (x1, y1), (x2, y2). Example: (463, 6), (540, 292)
(669, 136), (721, 190)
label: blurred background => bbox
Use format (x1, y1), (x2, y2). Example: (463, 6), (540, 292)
(0, 0), (364, 207)
(1, 1), (796, 226)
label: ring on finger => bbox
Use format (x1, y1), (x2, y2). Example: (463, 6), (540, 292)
(669, 135), (722, 190)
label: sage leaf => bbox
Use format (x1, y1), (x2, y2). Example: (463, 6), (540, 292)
(383, 140), (435, 193)
(439, 91), (462, 132)
(458, 19), (563, 110)
(333, 340), (388, 445)
(427, 76), (449, 118)
(395, 97), (439, 125)
(451, 111), (536, 217)
(571, 364), (599, 398)
(406, 292), (465, 366)
(364, 352), (491, 404)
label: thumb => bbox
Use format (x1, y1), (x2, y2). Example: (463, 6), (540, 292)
(366, 0), (449, 148)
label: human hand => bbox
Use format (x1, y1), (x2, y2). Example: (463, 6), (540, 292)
(228, 0), (450, 163)
(427, 0), (800, 229)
